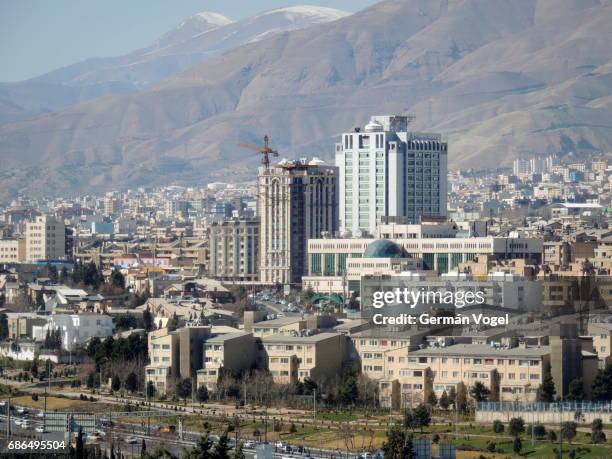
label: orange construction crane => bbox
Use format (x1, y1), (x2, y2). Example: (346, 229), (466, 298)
(238, 135), (279, 169)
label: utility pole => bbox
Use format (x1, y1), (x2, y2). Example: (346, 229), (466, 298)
(44, 386), (48, 432)
(7, 396), (11, 440)
(313, 389), (316, 420)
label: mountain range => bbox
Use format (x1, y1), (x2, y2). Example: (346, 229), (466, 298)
(0, 0), (611, 202)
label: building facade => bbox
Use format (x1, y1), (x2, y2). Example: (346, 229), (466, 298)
(258, 159), (338, 285)
(25, 215), (66, 262)
(336, 115), (448, 236)
(208, 218), (259, 282)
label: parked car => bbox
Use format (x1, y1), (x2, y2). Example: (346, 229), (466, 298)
(35, 426), (48, 433)
(243, 440), (256, 448)
(125, 437), (140, 445)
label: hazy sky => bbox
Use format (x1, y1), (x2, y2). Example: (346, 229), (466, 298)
(0, 0), (378, 82)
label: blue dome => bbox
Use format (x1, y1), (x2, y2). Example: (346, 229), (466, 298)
(362, 240), (405, 258)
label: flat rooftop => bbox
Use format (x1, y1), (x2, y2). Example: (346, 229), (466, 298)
(411, 343), (550, 358)
(262, 332), (342, 343)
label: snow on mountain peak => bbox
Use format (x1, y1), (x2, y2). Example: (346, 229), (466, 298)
(194, 11), (234, 26)
(257, 5), (349, 22)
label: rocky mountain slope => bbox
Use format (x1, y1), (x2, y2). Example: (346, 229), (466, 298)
(0, 0), (610, 201)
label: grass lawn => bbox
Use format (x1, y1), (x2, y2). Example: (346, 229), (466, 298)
(10, 394), (107, 412)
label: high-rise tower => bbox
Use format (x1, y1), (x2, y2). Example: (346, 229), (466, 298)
(336, 115), (448, 236)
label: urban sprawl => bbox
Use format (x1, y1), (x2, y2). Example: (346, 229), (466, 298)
(0, 115), (611, 458)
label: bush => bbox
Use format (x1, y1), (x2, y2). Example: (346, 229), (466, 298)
(508, 417), (525, 437)
(492, 419), (504, 433)
(485, 441), (496, 452)
(431, 433), (440, 444)
(531, 424), (546, 438)
(592, 430), (606, 444)
(548, 430), (557, 442)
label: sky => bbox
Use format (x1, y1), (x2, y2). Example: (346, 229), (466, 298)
(0, 0), (378, 82)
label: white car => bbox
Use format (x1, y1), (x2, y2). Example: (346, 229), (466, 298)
(275, 441), (285, 448)
(125, 437), (140, 445)
(35, 426), (48, 433)
(14, 419), (23, 426)
(243, 440), (256, 448)
(21, 420), (31, 429)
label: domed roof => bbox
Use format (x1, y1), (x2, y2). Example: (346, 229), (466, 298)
(362, 240), (405, 258)
(364, 120), (383, 132)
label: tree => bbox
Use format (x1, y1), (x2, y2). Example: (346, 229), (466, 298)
(566, 378), (584, 401)
(125, 371), (138, 393)
(185, 434), (213, 459)
(469, 381), (490, 402)
(212, 430), (231, 459)
(233, 442), (245, 459)
(547, 430), (557, 442)
(76, 428), (84, 459)
(513, 436), (522, 455)
(338, 375), (359, 406)
(591, 364), (612, 401)
(146, 381), (156, 400)
(382, 424), (415, 459)
(59, 266), (68, 283)
(86, 371), (98, 389)
(531, 424), (546, 439)
(592, 418), (606, 443)
(143, 305), (154, 331)
(593, 430), (607, 444)
(456, 382), (468, 414)
(141, 439), (147, 457)
(561, 422), (577, 444)
(404, 404), (430, 432)
(439, 390), (450, 410)
(539, 369), (556, 402)
(168, 312), (180, 332)
(110, 269), (125, 290)
(176, 378), (193, 402)
(48, 265), (58, 283)
(508, 417), (525, 437)
(492, 420), (504, 434)
(303, 377), (318, 395)
(427, 391), (438, 408)
(197, 385), (209, 402)
(0, 313), (7, 341)
(111, 374), (121, 392)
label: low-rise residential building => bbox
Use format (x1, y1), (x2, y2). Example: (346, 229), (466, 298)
(197, 332), (256, 390)
(261, 333), (348, 384)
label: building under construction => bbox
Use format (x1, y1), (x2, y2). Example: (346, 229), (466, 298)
(258, 157), (338, 286)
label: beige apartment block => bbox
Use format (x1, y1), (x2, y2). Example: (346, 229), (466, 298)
(588, 322), (612, 368)
(352, 329), (429, 381)
(387, 344), (549, 405)
(252, 317), (308, 338)
(196, 332), (256, 390)
(0, 238), (25, 263)
(145, 328), (180, 394)
(261, 333), (347, 384)
(25, 215), (65, 262)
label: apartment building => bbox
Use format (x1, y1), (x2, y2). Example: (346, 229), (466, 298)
(379, 343), (550, 409)
(197, 332), (256, 390)
(352, 329), (429, 381)
(336, 115), (448, 236)
(6, 313), (48, 340)
(32, 313), (113, 351)
(0, 238), (25, 263)
(588, 322), (612, 368)
(25, 215), (66, 262)
(208, 218), (259, 282)
(258, 158), (338, 285)
(146, 328), (180, 394)
(261, 333), (347, 384)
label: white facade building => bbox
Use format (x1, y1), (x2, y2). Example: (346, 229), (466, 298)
(336, 115), (448, 236)
(33, 314), (113, 350)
